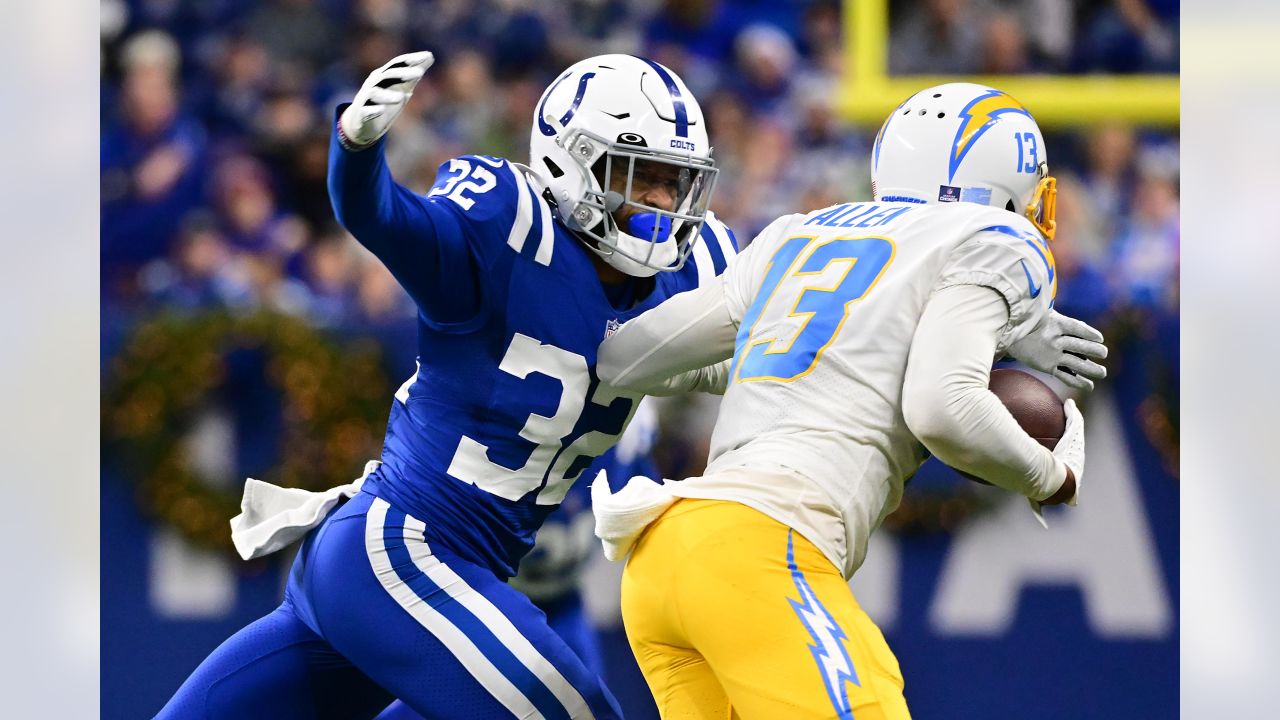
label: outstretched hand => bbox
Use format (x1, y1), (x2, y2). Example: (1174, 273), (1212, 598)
(338, 51), (435, 149)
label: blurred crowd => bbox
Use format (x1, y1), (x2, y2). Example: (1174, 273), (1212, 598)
(890, 0), (1178, 75)
(101, 0), (1180, 472)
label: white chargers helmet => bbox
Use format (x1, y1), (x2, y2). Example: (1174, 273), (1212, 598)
(529, 55), (718, 277)
(871, 82), (1058, 240)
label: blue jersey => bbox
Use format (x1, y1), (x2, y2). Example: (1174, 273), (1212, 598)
(511, 399), (659, 606)
(157, 118), (735, 720)
(329, 136), (737, 579)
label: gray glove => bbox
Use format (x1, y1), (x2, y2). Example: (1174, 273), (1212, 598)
(1007, 310), (1108, 392)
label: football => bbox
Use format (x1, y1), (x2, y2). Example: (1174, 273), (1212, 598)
(990, 367), (1067, 448)
(959, 368), (1066, 484)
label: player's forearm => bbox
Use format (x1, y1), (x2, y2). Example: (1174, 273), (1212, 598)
(598, 278), (738, 394)
(326, 106), (482, 319)
(642, 359), (732, 396)
(902, 285), (1066, 501)
(327, 105), (424, 250)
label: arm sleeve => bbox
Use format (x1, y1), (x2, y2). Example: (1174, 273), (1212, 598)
(637, 358), (732, 396)
(327, 107), (482, 325)
(597, 275), (739, 395)
(901, 283), (1066, 501)
(597, 213), (794, 395)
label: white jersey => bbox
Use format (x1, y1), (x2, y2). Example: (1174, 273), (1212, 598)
(666, 200), (1056, 577)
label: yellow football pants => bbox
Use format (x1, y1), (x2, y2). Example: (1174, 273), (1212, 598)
(621, 499), (911, 720)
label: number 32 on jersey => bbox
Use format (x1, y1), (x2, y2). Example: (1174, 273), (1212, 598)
(446, 334), (637, 506)
(732, 235), (895, 383)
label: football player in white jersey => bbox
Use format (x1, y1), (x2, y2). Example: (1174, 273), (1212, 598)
(590, 83), (1107, 719)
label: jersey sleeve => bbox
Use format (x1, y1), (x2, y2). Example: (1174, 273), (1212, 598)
(328, 109), (541, 328)
(934, 221), (1056, 352)
(419, 154), (549, 267)
(903, 284), (1066, 501)
(596, 276), (739, 395)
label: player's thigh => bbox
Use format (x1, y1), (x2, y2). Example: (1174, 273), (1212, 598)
(544, 597), (605, 678)
(154, 604), (392, 720)
(373, 597), (607, 720)
(622, 502), (731, 720)
(306, 494), (622, 720)
(624, 633), (730, 720)
(676, 505), (909, 720)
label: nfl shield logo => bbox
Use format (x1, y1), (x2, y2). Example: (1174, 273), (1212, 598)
(605, 319), (621, 338)
(938, 185), (961, 202)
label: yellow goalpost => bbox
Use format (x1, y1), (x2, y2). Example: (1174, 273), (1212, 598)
(839, 0), (1180, 127)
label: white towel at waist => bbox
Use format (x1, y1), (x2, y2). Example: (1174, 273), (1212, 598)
(230, 460), (379, 561)
(592, 471), (677, 562)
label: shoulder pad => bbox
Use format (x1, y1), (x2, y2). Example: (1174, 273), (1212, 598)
(427, 156), (556, 266)
(949, 222), (1056, 347)
(692, 211), (738, 279)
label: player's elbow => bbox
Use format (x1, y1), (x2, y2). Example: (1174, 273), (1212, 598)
(597, 336), (664, 393)
(326, 157), (381, 237)
(901, 371), (975, 463)
(327, 171), (373, 235)
(596, 356), (623, 388)
(327, 177), (356, 232)
(327, 181), (392, 249)
(902, 380), (954, 451)
(596, 343), (636, 390)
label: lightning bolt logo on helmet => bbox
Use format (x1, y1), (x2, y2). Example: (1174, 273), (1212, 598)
(949, 90), (1032, 182)
(872, 83), (1058, 240)
(786, 532), (859, 717)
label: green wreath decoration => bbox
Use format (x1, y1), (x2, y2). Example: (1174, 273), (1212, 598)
(103, 311), (391, 553)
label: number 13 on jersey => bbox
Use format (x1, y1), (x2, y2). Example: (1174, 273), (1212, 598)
(732, 235), (895, 383)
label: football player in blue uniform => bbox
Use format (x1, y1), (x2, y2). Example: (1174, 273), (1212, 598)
(505, 402), (661, 676)
(156, 52), (736, 719)
(375, 402), (661, 720)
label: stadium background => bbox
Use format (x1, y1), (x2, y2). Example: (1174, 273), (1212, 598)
(100, 0), (1178, 718)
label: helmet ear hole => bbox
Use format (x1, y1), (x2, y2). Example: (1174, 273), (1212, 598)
(1005, 199), (1017, 212)
(543, 157), (565, 179)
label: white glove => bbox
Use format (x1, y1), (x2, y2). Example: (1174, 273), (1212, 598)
(1029, 398), (1085, 525)
(338, 51), (435, 149)
(1006, 310), (1108, 392)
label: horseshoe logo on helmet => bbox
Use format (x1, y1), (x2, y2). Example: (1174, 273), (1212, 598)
(537, 72), (597, 137)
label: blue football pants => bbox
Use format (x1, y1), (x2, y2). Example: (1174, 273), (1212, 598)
(155, 491), (622, 719)
(376, 576), (605, 720)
